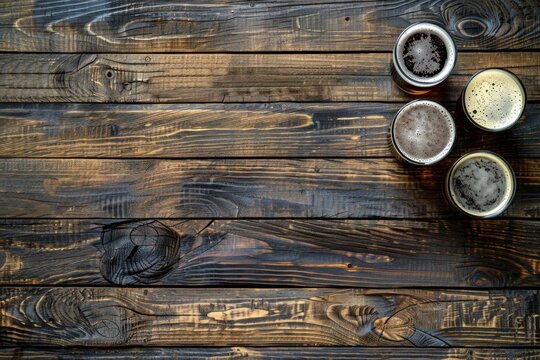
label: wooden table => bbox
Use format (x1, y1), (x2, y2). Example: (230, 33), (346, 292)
(0, 1), (539, 358)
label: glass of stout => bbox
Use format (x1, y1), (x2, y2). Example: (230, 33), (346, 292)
(389, 100), (456, 165)
(392, 23), (457, 94)
(445, 151), (516, 218)
(461, 68), (526, 132)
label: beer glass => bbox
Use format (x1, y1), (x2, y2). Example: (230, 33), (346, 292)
(389, 100), (456, 165)
(445, 151), (516, 218)
(392, 23), (457, 94)
(460, 68), (526, 132)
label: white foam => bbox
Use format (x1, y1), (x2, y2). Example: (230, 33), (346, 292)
(392, 100), (455, 165)
(464, 69), (525, 130)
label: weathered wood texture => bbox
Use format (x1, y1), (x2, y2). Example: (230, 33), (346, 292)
(1, 103), (539, 159)
(2, 347), (540, 360)
(1, 288), (538, 347)
(1, 0), (539, 52)
(0, 158), (538, 218)
(1, 219), (539, 287)
(0, 53), (538, 103)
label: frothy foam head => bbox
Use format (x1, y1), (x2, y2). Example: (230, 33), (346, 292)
(392, 100), (455, 165)
(403, 33), (447, 77)
(464, 69), (526, 131)
(448, 152), (514, 217)
(394, 23), (456, 87)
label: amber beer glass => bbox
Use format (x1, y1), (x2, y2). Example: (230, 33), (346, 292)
(392, 23), (457, 94)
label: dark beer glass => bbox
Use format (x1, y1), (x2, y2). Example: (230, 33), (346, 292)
(392, 23), (457, 94)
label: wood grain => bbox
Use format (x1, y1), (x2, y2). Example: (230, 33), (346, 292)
(0, 53), (537, 103)
(2, 347), (540, 359)
(1, 0), (538, 52)
(1, 287), (538, 347)
(0, 158), (538, 219)
(1, 219), (540, 287)
(1, 103), (539, 159)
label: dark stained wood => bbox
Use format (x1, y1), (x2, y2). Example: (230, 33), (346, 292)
(1, 219), (540, 287)
(2, 347), (540, 359)
(1, 287), (538, 347)
(0, 53), (538, 103)
(1, 0), (539, 355)
(0, 158), (538, 219)
(0, 103), (538, 159)
(1, 0), (538, 52)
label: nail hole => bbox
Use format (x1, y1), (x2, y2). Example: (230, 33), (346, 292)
(347, 263), (353, 268)
(106, 70), (113, 78)
(345, 17), (350, 22)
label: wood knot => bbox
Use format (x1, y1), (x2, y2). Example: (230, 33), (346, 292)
(462, 265), (513, 287)
(100, 220), (184, 285)
(24, 288), (130, 344)
(445, 3), (501, 43)
(456, 18), (487, 38)
(326, 304), (379, 336)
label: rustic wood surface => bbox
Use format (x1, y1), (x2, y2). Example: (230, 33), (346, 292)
(1, 219), (539, 287)
(0, 158), (538, 219)
(0, 53), (538, 103)
(2, 347), (540, 360)
(1, 0), (538, 52)
(1, 287), (538, 347)
(1, 0), (539, 356)
(1, 103), (538, 159)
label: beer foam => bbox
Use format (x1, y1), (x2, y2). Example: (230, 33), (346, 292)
(464, 69), (525, 130)
(392, 100), (455, 164)
(403, 33), (447, 77)
(394, 23), (456, 86)
(449, 152), (514, 216)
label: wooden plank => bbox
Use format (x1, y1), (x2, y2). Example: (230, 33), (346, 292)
(1, 0), (538, 52)
(2, 347), (540, 359)
(1, 287), (538, 347)
(1, 103), (539, 159)
(0, 53), (537, 103)
(0, 158), (538, 219)
(1, 219), (540, 287)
